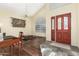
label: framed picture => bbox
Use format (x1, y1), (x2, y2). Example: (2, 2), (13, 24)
(11, 17), (26, 27)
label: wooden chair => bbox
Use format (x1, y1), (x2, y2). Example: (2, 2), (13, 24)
(19, 32), (24, 48)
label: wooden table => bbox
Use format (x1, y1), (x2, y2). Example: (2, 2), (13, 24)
(0, 38), (22, 56)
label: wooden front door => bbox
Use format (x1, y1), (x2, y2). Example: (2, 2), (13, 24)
(56, 13), (71, 44)
(51, 17), (55, 41)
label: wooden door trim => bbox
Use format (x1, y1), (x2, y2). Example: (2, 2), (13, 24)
(56, 13), (71, 17)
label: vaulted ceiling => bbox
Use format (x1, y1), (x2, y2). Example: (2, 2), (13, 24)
(0, 3), (45, 17)
(0, 3), (70, 17)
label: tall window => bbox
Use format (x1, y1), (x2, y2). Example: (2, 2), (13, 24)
(35, 17), (46, 33)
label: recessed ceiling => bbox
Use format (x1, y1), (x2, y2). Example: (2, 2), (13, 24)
(0, 3), (45, 17)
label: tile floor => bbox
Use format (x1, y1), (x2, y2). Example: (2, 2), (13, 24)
(40, 41), (79, 56)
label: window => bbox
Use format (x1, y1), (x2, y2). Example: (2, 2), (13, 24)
(64, 16), (68, 30)
(35, 17), (46, 33)
(58, 17), (62, 30)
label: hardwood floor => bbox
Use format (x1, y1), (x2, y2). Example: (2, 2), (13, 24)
(0, 37), (46, 56)
(23, 44), (41, 56)
(0, 41), (42, 56)
(22, 40), (42, 56)
(22, 37), (45, 56)
(0, 46), (41, 56)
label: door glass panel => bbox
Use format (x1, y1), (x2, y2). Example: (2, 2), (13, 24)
(64, 17), (68, 30)
(58, 17), (62, 30)
(52, 19), (54, 30)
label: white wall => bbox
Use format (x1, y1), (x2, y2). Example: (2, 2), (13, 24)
(76, 4), (79, 48)
(0, 7), (32, 37)
(0, 17), (32, 37)
(31, 5), (49, 37)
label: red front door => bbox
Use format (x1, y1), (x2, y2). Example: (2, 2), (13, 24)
(56, 13), (71, 44)
(51, 17), (55, 41)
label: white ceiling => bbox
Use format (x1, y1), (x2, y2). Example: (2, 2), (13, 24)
(0, 3), (44, 17)
(0, 3), (71, 17)
(49, 3), (70, 9)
